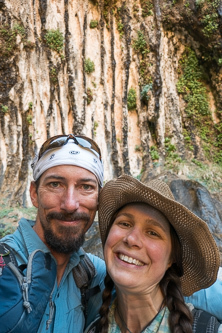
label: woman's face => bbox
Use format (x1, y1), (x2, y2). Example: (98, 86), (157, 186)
(104, 203), (173, 295)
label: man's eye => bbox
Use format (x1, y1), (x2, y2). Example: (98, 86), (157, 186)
(50, 182), (60, 188)
(82, 184), (93, 190)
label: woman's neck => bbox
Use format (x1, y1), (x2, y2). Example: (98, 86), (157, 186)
(115, 288), (164, 333)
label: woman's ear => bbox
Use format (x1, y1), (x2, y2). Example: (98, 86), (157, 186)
(30, 181), (39, 208)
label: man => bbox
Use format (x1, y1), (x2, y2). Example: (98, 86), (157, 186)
(1, 133), (222, 332)
(1, 134), (106, 333)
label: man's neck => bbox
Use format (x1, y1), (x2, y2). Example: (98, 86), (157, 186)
(50, 250), (71, 286)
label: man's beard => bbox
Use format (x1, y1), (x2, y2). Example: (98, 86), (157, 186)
(41, 211), (90, 254)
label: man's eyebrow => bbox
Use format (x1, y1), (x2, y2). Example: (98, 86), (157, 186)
(79, 178), (97, 184)
(43, 175), (97, 184)
(44, 175), (65, 181)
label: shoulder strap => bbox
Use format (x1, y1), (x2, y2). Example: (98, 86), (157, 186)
(192, 308), (221, 333)
(73, 253), (101, 317)
(0, 242), (18, 275)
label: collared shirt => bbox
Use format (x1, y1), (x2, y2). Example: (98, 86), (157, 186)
(1, 218), (106, 333)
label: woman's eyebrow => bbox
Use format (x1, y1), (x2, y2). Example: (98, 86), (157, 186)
(145, 219), (169, 232)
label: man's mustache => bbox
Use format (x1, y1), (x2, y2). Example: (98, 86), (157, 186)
(46, 211), (90, 223)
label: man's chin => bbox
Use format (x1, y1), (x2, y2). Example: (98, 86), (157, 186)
(44, 229), (85, 254)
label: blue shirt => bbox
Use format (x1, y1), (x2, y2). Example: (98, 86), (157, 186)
(1, 218), (106, 333)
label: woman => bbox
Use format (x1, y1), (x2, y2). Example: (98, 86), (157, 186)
(85, 175), (221, 333)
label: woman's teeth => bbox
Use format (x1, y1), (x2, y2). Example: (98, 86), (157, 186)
(118, 254), (144, 266)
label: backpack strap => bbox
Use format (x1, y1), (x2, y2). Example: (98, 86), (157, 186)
(73, 253), (101, 317)
(0, 242), (57, 333)
(192, 308), (221, 333)
(0, 243), (18, 275)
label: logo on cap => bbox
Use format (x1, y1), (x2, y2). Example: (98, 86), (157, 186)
(49, 154), (55, 160)
(69, 151), (80, 155)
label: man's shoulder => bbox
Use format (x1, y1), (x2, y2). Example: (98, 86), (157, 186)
(86, 253), (105, 270)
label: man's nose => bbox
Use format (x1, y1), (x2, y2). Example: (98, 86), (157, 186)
(60, 188), (80, 212)
(123, 228), (143, 248)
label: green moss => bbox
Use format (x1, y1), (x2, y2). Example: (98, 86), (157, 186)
(127, 88), (137, 111)
(140, 84), (152, 104)
(178, 48), (222, 165)
(0, 23), (26, 57)
(140, 0), (153, 17)
(132, 31), (149, 55)
(177, 48), (210, 117)
(135, 145), (142, 152)
(26, 115), (32, 125)
(49, 67), (58, 84)
(45, 29), (64, 54)
(90, 20), (98, 29)
(201, 13), (219, 37)
(150, 146), (159, 160)
(84, 58), (95, 74)
(1, 105), (8, 113)
(86, 88), (93, 105)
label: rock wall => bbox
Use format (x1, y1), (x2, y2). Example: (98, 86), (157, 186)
(0, 0), (222, 206)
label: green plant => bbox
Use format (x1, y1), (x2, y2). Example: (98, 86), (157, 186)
(49, 67), (58, 84)
(29, 102), (33, 109)
(45, 29), (64, 54)
(150, 146), (159, 160)
(84, 58), (95, 74)
(0, 25), (18, 57)
(93, 121), (99, 135)
(135, 145), (142, 152)
(177, 48), (210, 116)
(127, 88), (137, 111)
(0, 224), (16, 239)
(13, 24), (26, 37)
(141, 0), (153, 17)
(132, 31), (149, 55)
(1, 105), (8, 113)
(201, 13), (219, 37)
(117, 21), (124, 38)
(192, 159), (204, 168)
(86, 88), (93, 105)
(27, 115), (32, 125)
(90, 20), (98, 29)
(140, 84), (152, 104)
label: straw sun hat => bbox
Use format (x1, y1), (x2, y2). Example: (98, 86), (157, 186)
(98, 175), (220, 296)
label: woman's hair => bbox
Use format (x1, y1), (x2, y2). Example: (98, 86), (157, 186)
(99, 210), (193, 333)
(159, 226), (193, 333)
(99, 274), (114, 333)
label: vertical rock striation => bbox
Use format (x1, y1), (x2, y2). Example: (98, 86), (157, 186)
(0, 0), (221, 206)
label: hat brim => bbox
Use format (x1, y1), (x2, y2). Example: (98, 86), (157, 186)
(98, 175), (220, 296)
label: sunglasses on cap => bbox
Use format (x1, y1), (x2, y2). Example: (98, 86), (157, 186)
(37, 134), (102, 161)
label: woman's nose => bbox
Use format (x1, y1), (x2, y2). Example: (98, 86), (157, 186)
(123, 228), (143, 248)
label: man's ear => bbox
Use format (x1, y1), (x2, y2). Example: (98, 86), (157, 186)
(30, 181), (39, 208)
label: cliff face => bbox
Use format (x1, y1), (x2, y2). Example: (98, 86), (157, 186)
(0, 0), (222, 206)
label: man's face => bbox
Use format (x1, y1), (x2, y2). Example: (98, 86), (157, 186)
(30, 165), (99, 254)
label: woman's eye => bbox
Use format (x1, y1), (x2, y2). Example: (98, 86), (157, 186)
(118, 221), (131, 228)
(147, 230), (159, 237)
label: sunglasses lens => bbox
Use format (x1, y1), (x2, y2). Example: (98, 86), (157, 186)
(76, 136), (101, 158)
(75, 137), (91, 149)
(38, 134), (101, 161)
(38, 135), (67, 159)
